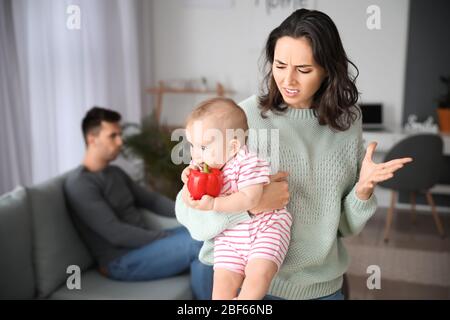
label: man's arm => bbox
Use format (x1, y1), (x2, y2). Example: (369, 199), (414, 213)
(65, 180), (165, 248)
(120, 169), (175, 218)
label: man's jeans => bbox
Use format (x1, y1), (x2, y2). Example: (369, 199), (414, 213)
(107, 226), (214, 300)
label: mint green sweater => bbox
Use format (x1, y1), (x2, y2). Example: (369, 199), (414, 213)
(175, 95), (377, 300)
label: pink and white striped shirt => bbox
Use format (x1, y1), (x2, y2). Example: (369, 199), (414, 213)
(219, 146), (271, 196)
(213, 147), (292, 275)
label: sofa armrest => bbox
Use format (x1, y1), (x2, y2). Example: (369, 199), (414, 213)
(140, 209), (181, 230)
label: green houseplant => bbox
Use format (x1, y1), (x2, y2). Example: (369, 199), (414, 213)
(121, 113), (184, 200)
(437, 76), (450, 133)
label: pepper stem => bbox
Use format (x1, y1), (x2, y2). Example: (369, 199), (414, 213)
(203, 163), (210, 173)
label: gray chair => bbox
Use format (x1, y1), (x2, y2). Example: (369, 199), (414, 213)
(379, 134), (445, 241)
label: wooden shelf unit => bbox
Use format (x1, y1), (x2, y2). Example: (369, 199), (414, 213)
(146, 81), (235, 124)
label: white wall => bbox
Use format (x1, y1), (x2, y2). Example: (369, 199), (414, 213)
(148, 0), (410, 130)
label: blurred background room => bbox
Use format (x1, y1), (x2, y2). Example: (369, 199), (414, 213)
(1, 0), (449, 299)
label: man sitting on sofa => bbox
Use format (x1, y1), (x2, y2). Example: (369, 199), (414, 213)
(64, 107), (213, 299)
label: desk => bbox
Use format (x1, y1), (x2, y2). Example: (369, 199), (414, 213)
(363, 131), (450, 209)
(362, 131), (450, 155)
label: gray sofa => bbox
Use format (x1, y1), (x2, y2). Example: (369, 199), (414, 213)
(0, 171), (192, 300)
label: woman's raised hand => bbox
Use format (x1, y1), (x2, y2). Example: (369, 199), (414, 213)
(356, 142), (413, 200)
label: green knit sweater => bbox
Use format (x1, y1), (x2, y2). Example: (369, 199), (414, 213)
(175, 95), (377, 300)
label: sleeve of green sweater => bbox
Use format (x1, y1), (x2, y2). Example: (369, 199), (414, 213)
(174, 190), (251, 241)
(339, 117), (378, 237)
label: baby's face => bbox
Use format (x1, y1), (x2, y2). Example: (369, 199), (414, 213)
(186, 118), (235, 169)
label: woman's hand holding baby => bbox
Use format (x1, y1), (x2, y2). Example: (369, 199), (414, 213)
(248, 171), (290, 214)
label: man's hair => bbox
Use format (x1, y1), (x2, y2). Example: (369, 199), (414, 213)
(82, 107), (121, 144)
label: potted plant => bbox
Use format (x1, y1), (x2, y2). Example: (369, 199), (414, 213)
(437, 76), (450, 133)
(121, 113), (185, 200)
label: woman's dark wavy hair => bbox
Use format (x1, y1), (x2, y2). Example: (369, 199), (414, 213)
(259, 9), (361, 131)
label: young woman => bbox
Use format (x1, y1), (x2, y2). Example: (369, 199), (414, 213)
(175, 9), (412, 300)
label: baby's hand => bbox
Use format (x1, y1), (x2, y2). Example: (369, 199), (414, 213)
(191, 195), (215, 211)
(181, 164), (197, 184)
(182, 185), (215, 211)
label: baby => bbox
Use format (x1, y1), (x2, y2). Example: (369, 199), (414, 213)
(181, 97), (292, 300)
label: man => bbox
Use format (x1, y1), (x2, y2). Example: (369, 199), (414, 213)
(64, 107), (213, 299)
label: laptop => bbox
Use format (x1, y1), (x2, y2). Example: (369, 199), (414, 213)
(359, 103), (385, 131)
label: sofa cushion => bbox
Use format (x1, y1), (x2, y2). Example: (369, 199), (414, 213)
(140, 209), (181, 230)
(28, 172), (94, 298)
(49, 270), (192, 300)
(0, 187), (35, 299)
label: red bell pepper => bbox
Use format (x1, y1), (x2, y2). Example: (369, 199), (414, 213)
(187, 163), (223, 200)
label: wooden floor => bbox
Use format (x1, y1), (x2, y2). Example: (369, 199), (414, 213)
(343, 207), (450, 299)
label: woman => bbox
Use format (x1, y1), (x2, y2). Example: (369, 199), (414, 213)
(175, 9), (412, 300)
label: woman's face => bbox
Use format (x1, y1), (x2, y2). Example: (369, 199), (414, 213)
(272, 36), (327, 109)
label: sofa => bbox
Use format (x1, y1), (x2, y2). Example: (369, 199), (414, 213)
(0, 170), (193, 300)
